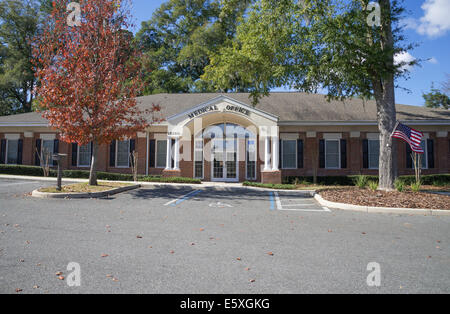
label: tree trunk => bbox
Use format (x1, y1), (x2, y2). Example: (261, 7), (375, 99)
(89, 140), (99, 186)
(375, 82), (397, 191)
(374, 0), (398, 191)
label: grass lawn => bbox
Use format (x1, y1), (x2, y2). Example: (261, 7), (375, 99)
(39, 182), (133, 193)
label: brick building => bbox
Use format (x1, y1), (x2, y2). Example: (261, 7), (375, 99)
(0, 93), (449, 183)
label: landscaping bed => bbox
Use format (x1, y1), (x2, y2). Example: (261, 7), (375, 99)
(38, 182), (133, 193)
(319, 187), (450, 210)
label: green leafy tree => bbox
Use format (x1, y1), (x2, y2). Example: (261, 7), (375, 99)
(0, 0), (50, 116)
(135, 0), (253, 94)
(423, 84), (450, 110)
(203, 0), (417, 191)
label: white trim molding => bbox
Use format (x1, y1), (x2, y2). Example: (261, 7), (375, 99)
(323, 133), (342, 140)
(280, 133), (299, 140)
(366, 133), (379, 140)
(24, 132), (34, 138)
(5, 134), (20, 140)
(306, 132), (316, 138)
(436, 131), (448, 138)
(350, 132), (360, 138)
(40, 134), (56, 141)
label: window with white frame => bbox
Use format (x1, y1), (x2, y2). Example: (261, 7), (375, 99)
(325, 140), (340, 169)
(42, 140), (54, 164)
(78, 144), (91, 167)
(368, 140), (380, 169)
(6, 139), (19, 164)
(194, 140), (203, 178)
(156, 140), (167, 168)
(246, 138), (256, 180)
(282, 140), (297, 169)
(420, 140), (428, 169)
(116, 140), (130, 167)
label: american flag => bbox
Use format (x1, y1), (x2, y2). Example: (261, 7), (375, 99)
(392, 122), (424, 154)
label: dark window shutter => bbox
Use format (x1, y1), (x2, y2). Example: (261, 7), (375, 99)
(110, 141), (116, 167)
(297, 140), (304, 169)
(406, 143), (412, 169)
(0, 139), (6, 164)
(17, 139), (23, 165)
(362, 139), (369, 169)
(149, 139), (156, 168)
(72, 143), (78, 166)
(319, 140), (325, 168)
(53, 139), (59, 166)
(35, 139), (42, 166)
(340, 139), (347, 169)
(129, 139), (136, 167)
(279, 139), (282, 169)
(427, 139), (434, 169)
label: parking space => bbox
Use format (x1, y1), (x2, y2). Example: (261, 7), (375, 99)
(1, 178), (449, 294)
(160, 186), (327, 213)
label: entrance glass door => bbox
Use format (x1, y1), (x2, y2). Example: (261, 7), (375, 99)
(212, 138), (238, 181)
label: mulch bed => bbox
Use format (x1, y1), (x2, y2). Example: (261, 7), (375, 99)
(319, 187), (450, 210)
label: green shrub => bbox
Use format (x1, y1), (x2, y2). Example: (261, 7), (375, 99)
(368, 181), (378, 191)
(243, 182), (296, 190)
(394, 179), (405, 192)
(411, 181), (422, 192)
(0, 164), (45, 177)
(143, 176), (202, 184)
(354, 175), (369, 189)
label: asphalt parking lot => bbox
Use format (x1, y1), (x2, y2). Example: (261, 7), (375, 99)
(0, 178), (449, 294)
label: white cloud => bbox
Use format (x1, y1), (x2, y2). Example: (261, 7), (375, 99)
(428, 57), (439, 64)
(406, 0), (450, 38)
(394, 52), (416, 72)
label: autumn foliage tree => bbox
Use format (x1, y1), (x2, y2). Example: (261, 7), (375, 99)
(33, 0), (160, 185)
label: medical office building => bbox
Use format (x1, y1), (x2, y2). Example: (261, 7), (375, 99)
(0, 93), (449, 184)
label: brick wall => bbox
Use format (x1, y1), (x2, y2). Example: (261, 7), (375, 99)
(1, 130), (449, 181)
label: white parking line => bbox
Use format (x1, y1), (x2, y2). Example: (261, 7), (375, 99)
(164, 190), (202, 206)
(274, 191), (330, 212)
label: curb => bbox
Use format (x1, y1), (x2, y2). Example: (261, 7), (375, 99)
(31, 184), (141, 199)
(0, 174), (316, 192)
(314, 193), (450, 216)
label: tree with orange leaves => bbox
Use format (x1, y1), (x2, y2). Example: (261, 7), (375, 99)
(33, 0), (160, 185)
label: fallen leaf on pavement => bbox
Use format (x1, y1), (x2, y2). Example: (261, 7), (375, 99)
(15, 288), (22, 293)
(58, 276), (65, 280)
(101, 254), (109, 258)
(267, 252), (274, 256)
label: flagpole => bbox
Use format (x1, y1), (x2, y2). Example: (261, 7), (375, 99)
(390, 120), (400, 138)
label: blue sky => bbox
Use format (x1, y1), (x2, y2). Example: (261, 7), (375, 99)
(129, 0), (450, 107)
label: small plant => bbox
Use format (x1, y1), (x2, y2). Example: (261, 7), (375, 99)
(368, 181), (378, 191)
(394, 179), (405, 192)
(293, 178), (301, 186)
(36, 147), (51, 177)
(354, 175), (368, 189)
(411, 181), (422, 193)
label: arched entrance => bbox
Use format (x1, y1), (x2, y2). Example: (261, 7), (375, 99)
(201, 123), (256, 182)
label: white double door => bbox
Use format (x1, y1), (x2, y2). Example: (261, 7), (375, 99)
(211, 138), (238, 182)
